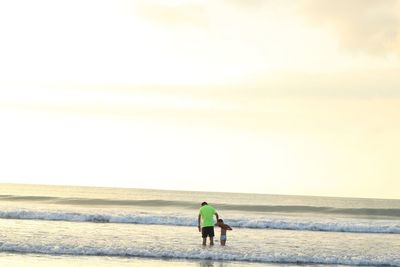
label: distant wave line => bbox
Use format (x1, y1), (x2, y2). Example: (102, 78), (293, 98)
(1, 194), (400, 217)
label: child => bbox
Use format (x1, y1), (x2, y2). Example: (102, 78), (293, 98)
(215, 218), (232, 246)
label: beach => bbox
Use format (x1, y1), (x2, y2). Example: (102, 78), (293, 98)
(0, 253), (349, 267)
(0, 184), (399, 266)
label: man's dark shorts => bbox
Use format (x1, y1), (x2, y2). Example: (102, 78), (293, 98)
(202, 226), (214, 238)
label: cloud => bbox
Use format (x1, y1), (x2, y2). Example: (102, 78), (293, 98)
(301, 0), (400, 55)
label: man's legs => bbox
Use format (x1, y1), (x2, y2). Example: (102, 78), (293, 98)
(201, 227), (215, 246)
(202, 227), (207, 245)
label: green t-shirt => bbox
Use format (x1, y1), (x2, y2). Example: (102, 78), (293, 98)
(199, 205), (216, 227)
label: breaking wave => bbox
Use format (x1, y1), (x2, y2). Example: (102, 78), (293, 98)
(0, 210), (399, 234)
(0, 242), (399, 266)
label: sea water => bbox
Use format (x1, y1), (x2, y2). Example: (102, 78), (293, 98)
(0, 183), (399, 266)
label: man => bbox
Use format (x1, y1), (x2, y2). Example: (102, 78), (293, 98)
(198, 201), (219, 246)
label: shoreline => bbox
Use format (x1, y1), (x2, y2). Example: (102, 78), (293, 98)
(0, 252), (348, 267)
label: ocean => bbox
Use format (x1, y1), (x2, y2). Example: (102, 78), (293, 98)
(0, 183), (399, 266)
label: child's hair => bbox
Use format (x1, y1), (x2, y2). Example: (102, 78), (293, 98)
(217, 219), (224, 223)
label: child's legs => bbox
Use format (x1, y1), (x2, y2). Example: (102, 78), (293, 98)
(220, 235), (227, 246)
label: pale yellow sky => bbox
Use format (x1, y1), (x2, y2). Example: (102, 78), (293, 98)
(0, 0), (399, 199)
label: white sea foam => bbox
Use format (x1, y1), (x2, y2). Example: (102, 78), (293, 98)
(0, 209), (399, 234)
(0, 242), (399, 266)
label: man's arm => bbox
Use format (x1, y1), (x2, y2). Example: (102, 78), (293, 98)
(198, 214), (201, 232)
(215, 212), (219, 221)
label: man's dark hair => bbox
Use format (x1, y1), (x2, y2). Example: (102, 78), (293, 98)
(201, 202), (208, 206)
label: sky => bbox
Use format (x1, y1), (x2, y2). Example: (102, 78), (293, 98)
(0, 0), (399, 199)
